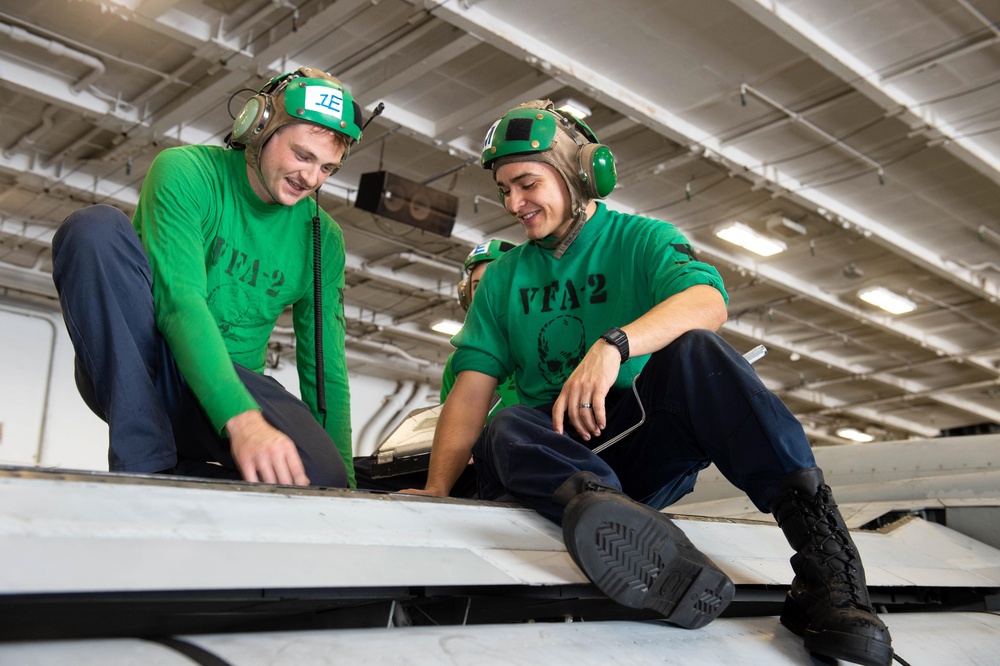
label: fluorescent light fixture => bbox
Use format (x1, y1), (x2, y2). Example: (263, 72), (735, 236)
(431, 319), (463, 336)
(555, 98), (592, 119)
(857, 286), (917, 314)
(836, 427), (875, 443)
(715, 222), (787, 256)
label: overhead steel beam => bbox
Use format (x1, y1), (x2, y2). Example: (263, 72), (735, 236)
(0, 53), (138, 124)
(353, 33), (481, 103)
(0, 261), (56, 300)
(721, 319), (996, 438)
(99, 0), (374, 157)
(411, 0), (1000, 308)
(727, 0), (1000, 187)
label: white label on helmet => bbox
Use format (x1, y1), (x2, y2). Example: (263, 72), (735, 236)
(470, 243), (490, 257)
(483, 119), (502, 149)
(304, 86), (344, 118)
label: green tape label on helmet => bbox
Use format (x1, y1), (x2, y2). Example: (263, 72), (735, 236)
(304, 86), (343, 118)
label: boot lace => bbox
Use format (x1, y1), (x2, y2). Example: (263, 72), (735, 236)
(799, 486), (866, 605)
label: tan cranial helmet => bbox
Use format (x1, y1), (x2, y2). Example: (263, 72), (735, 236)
(481, 100), (617, 257)
(488, 101), (592, 218)
(230, 67), (364, 198)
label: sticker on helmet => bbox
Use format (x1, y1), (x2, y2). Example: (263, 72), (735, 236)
(483, 119), (502, 149)
(470, 243), (490, 256)
(304, 86), (344, 118)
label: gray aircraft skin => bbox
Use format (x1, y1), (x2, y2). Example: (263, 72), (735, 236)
(0, 430), (998, 665)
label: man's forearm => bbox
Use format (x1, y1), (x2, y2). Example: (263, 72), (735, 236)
(424, 379), (493, 495)
(622, 285), (727, 358)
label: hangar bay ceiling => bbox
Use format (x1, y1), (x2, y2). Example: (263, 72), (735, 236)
(1, 0), (999, 446)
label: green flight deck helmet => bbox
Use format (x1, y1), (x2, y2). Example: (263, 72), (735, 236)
(480, 100), (616, 257)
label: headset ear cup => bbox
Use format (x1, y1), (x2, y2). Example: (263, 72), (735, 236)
(578, 143), (617, 199)
(231, 93), (270, 147)
(457, 278), (472, 312)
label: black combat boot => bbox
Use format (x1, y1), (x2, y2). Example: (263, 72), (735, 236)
(555, 472), (734, 629)
(771, 467), (893, 666)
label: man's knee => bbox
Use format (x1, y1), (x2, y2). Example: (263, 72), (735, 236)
(53, 205), (132, 259)
(657, 329), (744, 370)
(673, 329), (727, 354)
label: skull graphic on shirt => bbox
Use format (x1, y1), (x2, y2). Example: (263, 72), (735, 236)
(537, 315), (586, 386)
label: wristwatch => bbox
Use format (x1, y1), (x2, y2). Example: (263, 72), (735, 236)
(601, 327), (629, 364)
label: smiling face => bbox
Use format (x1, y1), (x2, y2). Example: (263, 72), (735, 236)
(248, 123), (347, 206)
(494, 160), (575, 241)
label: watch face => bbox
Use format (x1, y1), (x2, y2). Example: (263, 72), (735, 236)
(602, 328), (628, 363)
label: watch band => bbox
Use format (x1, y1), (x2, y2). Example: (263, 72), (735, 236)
(601, 327), (629, 364)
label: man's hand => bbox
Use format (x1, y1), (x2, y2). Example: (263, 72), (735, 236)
(225, 410), (310, 486)
(552, 340), (621, 440)
(399, 487), (446, 497)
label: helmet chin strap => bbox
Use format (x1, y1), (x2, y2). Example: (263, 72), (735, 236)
(534, 170), (590, 259)
(535, 204), (588, 259)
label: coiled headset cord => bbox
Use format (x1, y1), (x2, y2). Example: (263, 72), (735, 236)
(312, 192), (326, 427)
(310, 103), (384, 429)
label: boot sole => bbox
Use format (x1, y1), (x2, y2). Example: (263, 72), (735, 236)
(565, 494), (734, 629)
(780, 593), (894, 666)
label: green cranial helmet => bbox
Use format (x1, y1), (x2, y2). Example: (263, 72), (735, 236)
(464, 238), (516, 273)
(480, 100), (616, 201)
(232, 67), (364, 179)
(458, 239), (516, 311)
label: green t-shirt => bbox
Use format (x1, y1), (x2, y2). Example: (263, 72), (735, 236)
(440, 351), (518, 418)
(133, 145), (354, 484)
(451, 203), (728, 407)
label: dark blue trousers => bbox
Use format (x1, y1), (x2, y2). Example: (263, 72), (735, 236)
(51, 204), (348, 487)
(472, 330), (816, 522)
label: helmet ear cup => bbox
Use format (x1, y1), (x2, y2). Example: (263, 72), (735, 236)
(578, 142), (617, 199)
(231, 93), (271, 147)
(457, 278), (472, 312)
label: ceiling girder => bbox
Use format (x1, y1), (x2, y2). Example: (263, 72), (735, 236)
(415, 0), (1000, 309)
(728, 0), (1000, 187)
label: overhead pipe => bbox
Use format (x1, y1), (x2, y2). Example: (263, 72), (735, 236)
(740, 83), (884, 182)
(357, 380), (416, 456)
(393, 300), (454, 327)
(346, 334), (434, 368)
(270, 326), (445, 373)
(4, 104), (58, 157)
(375, 382), (432, 446)
(959, 0), (1000, 37)
(881, 34), (1000, 83)
(907, 287), (1000, 338)
(0, 21), (105, 92)
(812, 376), (1000, 417)
(343, 348), (441, 384)
(881, 0), (1000, 85)
(364, 250), (460, 275)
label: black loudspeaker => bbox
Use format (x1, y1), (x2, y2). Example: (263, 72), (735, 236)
(355, 171), (458, 237)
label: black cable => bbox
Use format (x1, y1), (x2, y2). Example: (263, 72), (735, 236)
(145, 637), (233, 666)
(892, 650), (914, 666)
(312, 191), (327, 426)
